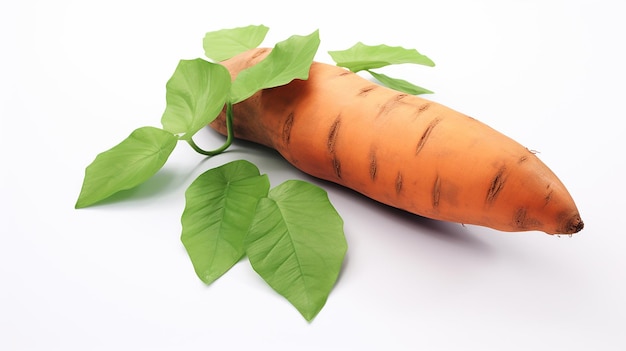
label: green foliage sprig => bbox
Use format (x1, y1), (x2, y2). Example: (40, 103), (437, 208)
(76, 25), (434, 321)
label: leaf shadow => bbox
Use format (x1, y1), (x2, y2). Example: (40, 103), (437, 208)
(88, 156), (215, 208)
(88, 169), (181, 207)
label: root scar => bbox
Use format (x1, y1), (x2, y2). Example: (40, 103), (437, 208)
(282, 112), (295, 145)
(416, 118), (441, 155)
(395, 172), (403, 195)
(432, 175), (441, 208)
(369, 149), (378, 181)
(327, 115), (341, 153)
(486, 166), (507, 204)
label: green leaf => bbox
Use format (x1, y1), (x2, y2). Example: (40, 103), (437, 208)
(181, 160), (270, 285)
(75, 127), (177, 208)
(230, 29), (320, 104)
(160, 59), (231, 140)
(245, 180), (347, 321)
(328, 42), (435, 72)
(367, 70), (433, 95)
(203, 24), (270, 62)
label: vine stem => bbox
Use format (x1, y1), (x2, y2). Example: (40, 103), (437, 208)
(187, 103), (234, 156)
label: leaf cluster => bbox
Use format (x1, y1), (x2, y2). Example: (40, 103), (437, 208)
(75, 25), (435, 321)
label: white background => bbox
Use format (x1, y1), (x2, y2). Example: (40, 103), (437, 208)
(2, 0), (625, 350)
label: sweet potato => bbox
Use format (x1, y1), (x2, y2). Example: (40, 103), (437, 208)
(210, 48), (583, 235)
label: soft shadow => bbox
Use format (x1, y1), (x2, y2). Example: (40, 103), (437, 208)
(333, 250), (351, 288)
(387, 204), (493, 253)
(310, 176), (494, 255)
(310, 177), (496, 290)
(89, 169), (181, 207)
(85, 145), (234, 208)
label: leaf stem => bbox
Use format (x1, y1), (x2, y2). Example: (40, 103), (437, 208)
(187, 103), (235, 156)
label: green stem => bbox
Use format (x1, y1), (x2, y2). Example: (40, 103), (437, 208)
(187, 103), (234, 156)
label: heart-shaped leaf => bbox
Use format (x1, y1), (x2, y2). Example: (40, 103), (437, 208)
(245, 180), (347, 321)
(181, 160), (270, 284)
(161, 59), (231, 140)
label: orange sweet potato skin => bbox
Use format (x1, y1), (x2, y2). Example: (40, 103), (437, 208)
(211, 48), (583, 235)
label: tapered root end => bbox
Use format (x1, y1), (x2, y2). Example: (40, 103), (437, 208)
(562, 215), (584, 234)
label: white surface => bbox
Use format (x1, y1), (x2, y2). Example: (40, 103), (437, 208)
(2, 1), (625, 350)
